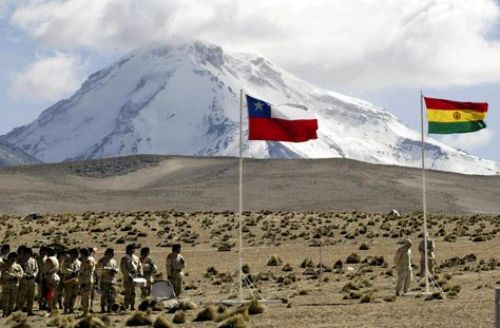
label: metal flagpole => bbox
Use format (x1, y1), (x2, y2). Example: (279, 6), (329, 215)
(238, 89), (244, 301)
(420, 90), (430, 295)
(319, 236), (323, 284)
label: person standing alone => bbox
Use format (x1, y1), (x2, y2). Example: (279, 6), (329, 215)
(394, 239), (413, 296)
(166, 244), (185, 297)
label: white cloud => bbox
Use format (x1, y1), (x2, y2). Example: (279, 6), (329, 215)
(8, 52), (84, 103)
(0, 0), (13, 16)
(438, 129), (494, 152)
(7, 0), (500, 91)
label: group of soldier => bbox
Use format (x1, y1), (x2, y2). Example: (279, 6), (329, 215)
(394, 235), (436, 296)
(0, 243), (186, 317)
(0, 234), (436, 317)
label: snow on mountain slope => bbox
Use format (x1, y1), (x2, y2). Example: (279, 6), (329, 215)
(1, 41), (499, 175)
(0, 141), (40, 167)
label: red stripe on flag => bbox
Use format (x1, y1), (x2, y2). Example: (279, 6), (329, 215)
(424, 97), (488, 112)
(249, 117), (318, 142)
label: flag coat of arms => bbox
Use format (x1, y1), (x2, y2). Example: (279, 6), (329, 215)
(246, 95), (318, 142)
(424, 97), (488, 134)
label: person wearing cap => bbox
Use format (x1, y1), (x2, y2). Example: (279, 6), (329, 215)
(0, 252), (23, 317)
(17, 247), (38, 315)
(97, 248), (119, 313)
(418, 234), (436, 277)
(36, 246), (48, 310)
(42, 248), (60, 312)
(166, 244), (185, 297)
(139, 247), (157, 298)
(79, 248), (96, 314)
(394, 239), (413, 296)
(120, 244), (143, 310)
(61, 248), (80, 314)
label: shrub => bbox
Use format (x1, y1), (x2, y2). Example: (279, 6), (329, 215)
(346, 253), (361, 264)
(126, 311), (154, 326)
(248, 300), (265, 315)
(173, 311), (186, 324)
(359, 243), (370, 250)
(153, 314), (174, 328)
(217, 314), (248, 328)
(267, 255), (283, 266)
(194, 304), (218, 322)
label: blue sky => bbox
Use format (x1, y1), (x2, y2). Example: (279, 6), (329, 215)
(1, 0), (499, 162)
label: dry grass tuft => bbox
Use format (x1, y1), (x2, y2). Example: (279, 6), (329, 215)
(267, 254), (283, 266)
(153, 314), (174, 328)
(8, 312), (32, 328)
(173, 311), (186, 324)
(217, 314), (249, 328)
(74, 314), (108, 328)
(346, 253), (361, 264)
(194, 304), (218, 322)
(248, 299), (265, 315)
(126, 311), (154, 326)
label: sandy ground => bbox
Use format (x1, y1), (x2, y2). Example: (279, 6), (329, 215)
(0, 157), (498, 327)
(0, 156), (499, 215)
(0, 210), (498, 327)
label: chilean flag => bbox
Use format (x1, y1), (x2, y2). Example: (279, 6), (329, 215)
(247, 95), (318, 142)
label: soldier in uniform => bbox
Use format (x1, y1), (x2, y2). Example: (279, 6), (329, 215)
(17, 247), (38, 315)
(89, 247), (98, 311)
(394, 239), (413, 296)
(36, 246), (48, 311)
(166, 244), (185, 297)
(139, 247), (157, 298)
(79, 248), (96, 314)
(120, 244), (143, 311)
(418, 234), (436, 277)
(97, 248), (119, 313)
(56, 250), (68, 310)
(61, 248), (80, 313)
(0, 252), (23, 317)
(42, 247), (60, 312)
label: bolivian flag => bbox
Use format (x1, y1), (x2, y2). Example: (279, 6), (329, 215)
(424, 97), (488, 134)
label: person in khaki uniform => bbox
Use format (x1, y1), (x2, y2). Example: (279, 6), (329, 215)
(166, 244), (186, 297)
(61, 249), (80, 313)
(56, 250), (68, 310)
(120, 244), (143, 311)
(17, 247), (38, 315)
(97, 248), (119, 313)
(42, 248), (60, 312)
(139, 247), (157, 298)
(0, 252), (23, 317)
(36, 246), (48, 311)
(79, 248), (96, 314)
(418, 234), (436, 277)
(394, 239), (413, 296)
(88, 247), (98, 310)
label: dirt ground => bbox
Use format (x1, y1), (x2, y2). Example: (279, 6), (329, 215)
(0, 156), (499, 215)
(0, 210), (499, 327)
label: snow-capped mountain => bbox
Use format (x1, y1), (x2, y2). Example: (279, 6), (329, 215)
(0, 141), (40, 167)
(1, 41), (499, 175)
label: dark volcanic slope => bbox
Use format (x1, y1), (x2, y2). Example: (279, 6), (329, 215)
(0, 156), (498, 214)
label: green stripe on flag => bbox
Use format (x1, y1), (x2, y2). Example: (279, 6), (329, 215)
(428, 120), (487, 134)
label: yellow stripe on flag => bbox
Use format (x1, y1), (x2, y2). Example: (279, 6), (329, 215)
(427, 109), (486, 123)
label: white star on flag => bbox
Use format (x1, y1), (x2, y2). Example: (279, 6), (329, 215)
(255, 102), (264, 111)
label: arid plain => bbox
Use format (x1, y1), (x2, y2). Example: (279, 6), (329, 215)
(0, 156), (499, 327)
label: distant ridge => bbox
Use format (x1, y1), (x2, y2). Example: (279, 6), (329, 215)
(0, 155), (498, 214)
(0, 141), (40, 167)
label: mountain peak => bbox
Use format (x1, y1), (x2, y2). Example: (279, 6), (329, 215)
(1, 42), (498, 175)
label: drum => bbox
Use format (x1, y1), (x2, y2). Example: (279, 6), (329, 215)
(151, 280), (176, 299)
(133, 277), (147, 288)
